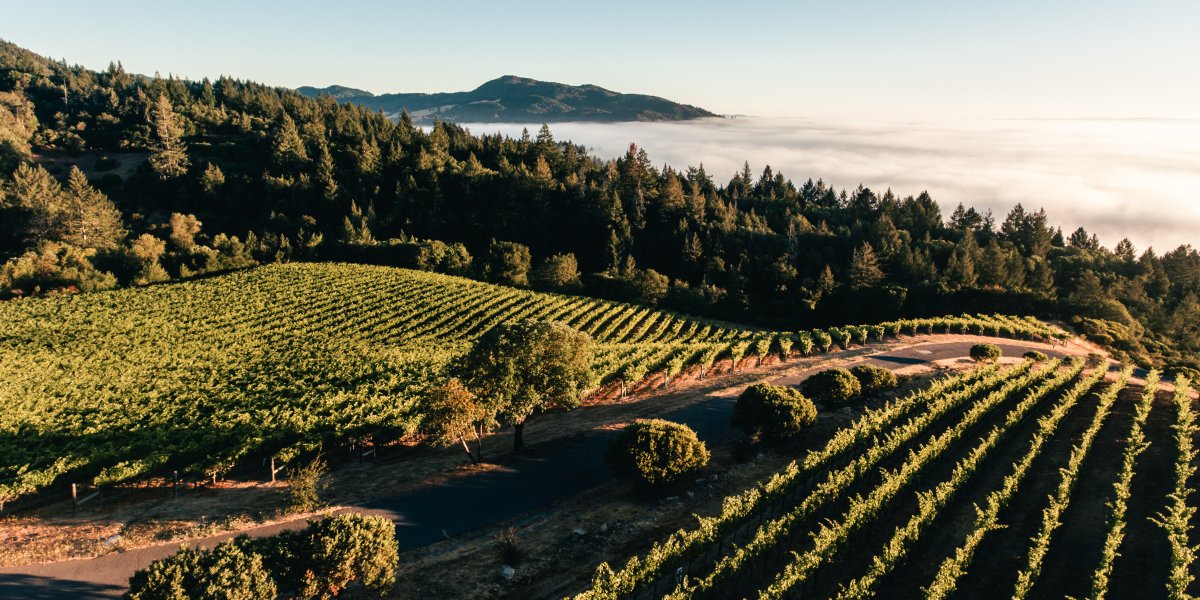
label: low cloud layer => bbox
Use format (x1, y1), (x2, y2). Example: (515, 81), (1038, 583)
(462, 117), (1200, 252)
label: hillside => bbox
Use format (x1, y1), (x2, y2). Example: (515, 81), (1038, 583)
(0, 260), (1057, 508)
(296, 75), (717, 123)
(0, 262), (741, 506)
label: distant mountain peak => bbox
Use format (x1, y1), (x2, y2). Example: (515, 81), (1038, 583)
(296, 76), (715, 124)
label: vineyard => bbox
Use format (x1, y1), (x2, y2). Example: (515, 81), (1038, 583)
(579, 361), (1200, 600)
(0, 262), (1061, 509)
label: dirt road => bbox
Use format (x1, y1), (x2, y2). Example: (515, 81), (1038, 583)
(0, 335), (1081, 598)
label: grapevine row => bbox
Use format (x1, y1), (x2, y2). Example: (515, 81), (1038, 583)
(665, 360), (1057, 598)
(1087, 369), (1159, 600)
(1151, 376), (1198, 600)
(1009, 366), (1132, 599)
(754, 360), (1082, 600)
(921, 363), (1108, 599)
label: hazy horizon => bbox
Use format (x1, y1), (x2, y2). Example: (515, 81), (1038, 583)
(457, 117), (1200, 253)
(5, 0), (1199, 121)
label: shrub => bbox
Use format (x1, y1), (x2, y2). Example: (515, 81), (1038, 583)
(800, 368), (862, 406)
(1165, 364), (1200, 385)
(286, 456), (329, 513)
(850, 364), (898, 395)
(1023, 350), (1049, 362)
(126, 540), (277, 600)
(129, 513), (400, 600)
(731, 384), (817, 443)
(294, 513), (399, 598)
(970, 343), (1002, 363)
(606, 419), (710, 490)
(497, 527), (525, 565)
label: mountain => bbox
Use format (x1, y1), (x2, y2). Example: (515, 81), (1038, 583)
(296, 75), (717, 123)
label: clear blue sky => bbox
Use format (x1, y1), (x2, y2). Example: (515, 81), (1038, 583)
(3, 0), (1197, 119)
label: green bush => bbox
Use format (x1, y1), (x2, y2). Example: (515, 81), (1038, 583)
(286, 456), (329, 513)
(970, 343), (1002, 363)
(126, 513), (398, 600)
(294, 513), (399, 598)
(850, 364), (898, 395)
(800, 368), (862, 406)
(606, 419), (710, 490)
(731, 383), (817, 443)
(126, 540), (277, 600)
(1023, 350), (1049, 362)
(1165, 364), (1200, 385)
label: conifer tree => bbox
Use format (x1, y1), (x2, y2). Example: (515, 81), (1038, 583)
(148, 94), (189, 179)
(849, 242), (884, 287)
(63, 166), (125, 249)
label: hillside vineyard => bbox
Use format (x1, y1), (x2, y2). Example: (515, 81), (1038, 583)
(578, 361), (1195, 600)
(0, 262), (1059, 507)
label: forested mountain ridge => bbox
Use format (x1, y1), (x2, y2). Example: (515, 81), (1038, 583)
(0, 39), (1198, 373)
(296, 75), (717, 123)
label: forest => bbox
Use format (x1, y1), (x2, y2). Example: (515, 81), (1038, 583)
(0, 39), (1197, 370)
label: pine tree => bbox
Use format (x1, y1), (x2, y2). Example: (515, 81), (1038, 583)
(272, 114), (309, 170)
(63, 167), (125, 249)
(200, 163), (225, 195)
(148, 94), (189, 179)
(849, 242), (884, 287)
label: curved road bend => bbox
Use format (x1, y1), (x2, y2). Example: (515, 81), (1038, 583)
(0, 337), (1075, 598)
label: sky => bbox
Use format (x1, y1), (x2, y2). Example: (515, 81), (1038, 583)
(4, 0), (1199, 120)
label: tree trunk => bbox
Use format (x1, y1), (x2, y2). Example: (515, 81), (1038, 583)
(473, 426), (486, 463)
(513, 421), (526, 453)
(459, 436), (477, 463)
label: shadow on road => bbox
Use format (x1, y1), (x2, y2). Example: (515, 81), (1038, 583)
(869, 355), (928, 365)
(0, 574), (124, 599)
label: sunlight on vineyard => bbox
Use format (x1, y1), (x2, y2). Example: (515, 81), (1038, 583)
(0, 262), (1060, 507)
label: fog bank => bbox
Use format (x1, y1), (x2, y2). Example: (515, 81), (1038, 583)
(461, 117), (1200, 252)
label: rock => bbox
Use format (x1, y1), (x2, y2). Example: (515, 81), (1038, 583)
(755, 453), (766, 463)
(663, 496), (680, 502)
(686, 491), (695, 499)
(695, 477), (707, 485)
(599, 523), (608, 533)
(709, 474), (719, 482)
(105, 534), (122, 545)
(840, 407), (854, 415)
(572, 527), (586, 536)
(500, 565), (515, 580)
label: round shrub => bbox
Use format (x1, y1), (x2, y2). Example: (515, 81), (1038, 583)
(606, 419), (710, 489)
(297, 513), (399, 598)
(850, 364), (898, 395)
(127, 540), (277, 600)
(731, 383), (817, 443)
(1023, 350), (1049, 362)
(970, 343), (1002, 363)
(800, 368), (862, 406)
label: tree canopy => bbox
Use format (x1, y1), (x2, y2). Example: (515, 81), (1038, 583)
(460, 320), (594, 451)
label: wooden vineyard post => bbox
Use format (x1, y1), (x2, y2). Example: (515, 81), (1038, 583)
(173, 471), (179, 499)
(72, 483), (100, 511)
(271, 457), (276, 483)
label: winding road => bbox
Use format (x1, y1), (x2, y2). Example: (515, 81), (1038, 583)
(0, 336), (1079, 598)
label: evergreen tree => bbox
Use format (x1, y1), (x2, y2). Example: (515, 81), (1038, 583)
(849, 242), (883, 287)
(147, 94), (189, 179)
(62, 166), (125, 250)
(272, 113), (309, 170)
